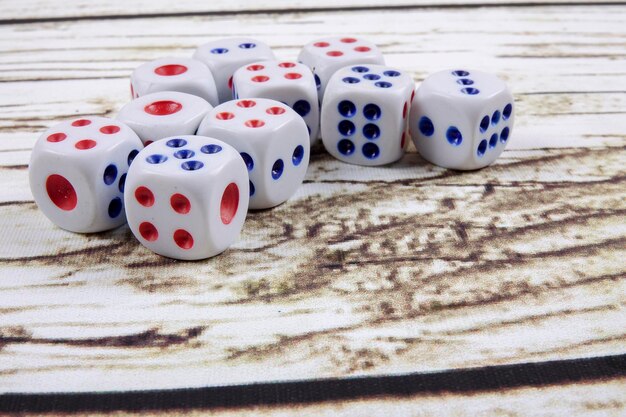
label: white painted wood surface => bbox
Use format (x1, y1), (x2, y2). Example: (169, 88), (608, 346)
(0, 3), (624, 413)
(4, 0), (625, 21)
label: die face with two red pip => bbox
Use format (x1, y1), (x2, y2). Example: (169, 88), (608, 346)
(197, 98), (310, 210)
(116, 91), (212, 146)
(130, 57), (219, 106)
(232, 60), (319, 144)
(409, 69), (514, 170)
(29, 117), (143, 233)
(298, 36), (385, 101)
(321, 64), (414, 166)
(124, 135), (249, 260)
(193, 38), (276, 104)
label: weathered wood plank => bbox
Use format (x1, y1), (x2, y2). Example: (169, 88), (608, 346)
(3, 0), (626, 22)
(2, 7), (626, 81)
(0, 3), (624, 395)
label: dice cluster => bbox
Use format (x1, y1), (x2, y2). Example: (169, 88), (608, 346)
(29, 36), (514, 260)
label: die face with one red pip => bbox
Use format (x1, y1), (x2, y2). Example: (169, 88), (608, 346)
(29, 117), (143, 233)
(297, 36), (385, 101)
(116, 91), (212, 146)
(124, 135), (249, 260)
(321, 64), (414, 166)
(197, 98), (310, 210)
(193, 38), (276, 104)
(130, 57), (219, 106)
(232, 60), (319, 144)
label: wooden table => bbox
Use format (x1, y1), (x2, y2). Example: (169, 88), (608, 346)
(1, 0), (625, 414)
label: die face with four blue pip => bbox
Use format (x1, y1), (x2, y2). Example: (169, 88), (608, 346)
(321, 64), (414, 166)
(297, 36), (385, 101)
(197, 98), (310, 210)
(130, 57), (219, 106)
(409, 69), (514, 171)
(193, 38), (276, 104)
(232, 60), (319, 144)
(29, 117), (143, 233)
(124, 136), (249, 260)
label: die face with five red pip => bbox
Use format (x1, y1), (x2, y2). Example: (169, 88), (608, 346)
(197, 98), (310, 210)
(29, 117), (143, 233)
(124, 136), (249, 260)
(232, 60), (319, 144)
(298, 36), (385, 101)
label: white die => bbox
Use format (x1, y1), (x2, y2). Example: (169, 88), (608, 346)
(409, 69), (514, 170)
(130, 57), (219, 106)
(29, 117), (143, 233)
(116, 91), (212, 145)
(124, 136), (249, 260)
(232, 60), (319, 144)
(193, 38), (276, 104)
(298, 36), (384, 100)
(321, 64), (414, 166)
(197, 98), (310, 209)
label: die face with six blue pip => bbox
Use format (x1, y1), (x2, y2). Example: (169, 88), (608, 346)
(124, 136), (249, 260)
(321, 64), (414, 166)
(232, 60), (319, 144)
(409, 69), (514, 171)
(193, 38), (276, 104)
(197, 98), (310, 210)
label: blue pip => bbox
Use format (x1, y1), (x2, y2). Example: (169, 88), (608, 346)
(409, 69), (514, 170)
(321, 64), (414, 166)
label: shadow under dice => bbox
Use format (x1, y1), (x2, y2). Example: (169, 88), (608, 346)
(130, 57), (219, 106)
(124, 136), (249, 260)
(298, 36), (385, 101)
(29, 117), (143, 233)
(232, 60), (319, 144)
(116, 91), (212, 146)
(193, 37), (276, 104)
(321, 64), (414, 166)
(197, 98), (310, 210)
(410, 69), (514, 170)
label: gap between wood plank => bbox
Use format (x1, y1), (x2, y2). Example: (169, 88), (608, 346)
(0, 354), (624, 412)
(1, 2), (626, 26)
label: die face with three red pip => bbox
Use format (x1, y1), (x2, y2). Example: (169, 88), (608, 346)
(130, 57), (219, 106)
(116, 91), (212, 146)
(232, 60), (320, 144)
(197, 98), (310, 210)
(193, 38), (276, 104)
(29, 117), (143, 233)
(297, 36), (385, 101)
(124, 135), (249, 260)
